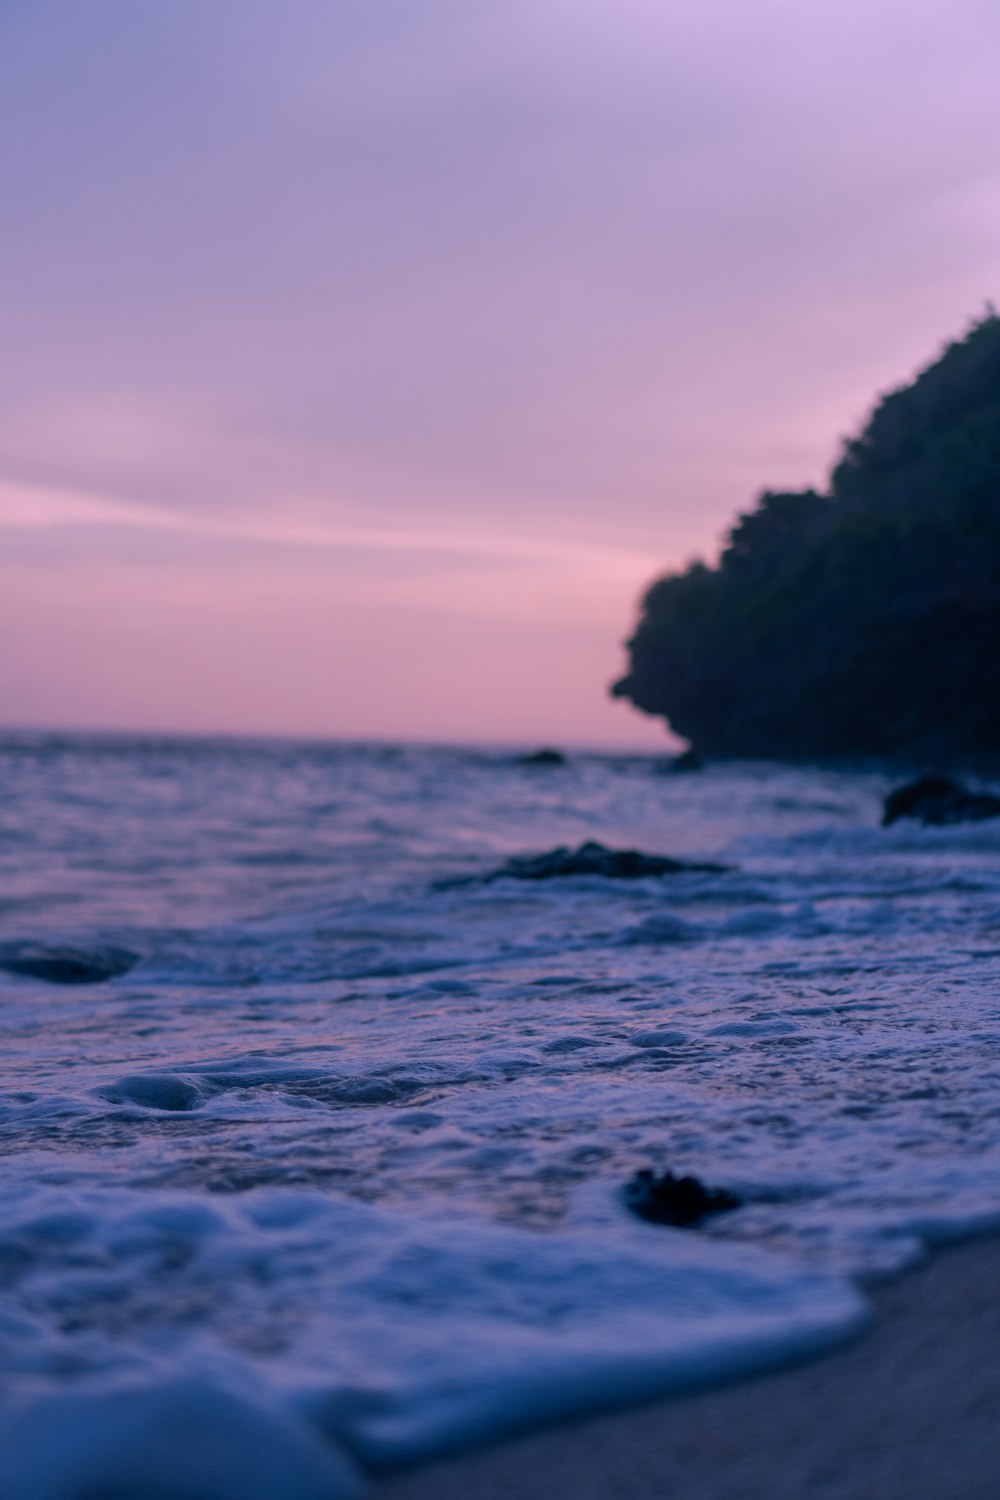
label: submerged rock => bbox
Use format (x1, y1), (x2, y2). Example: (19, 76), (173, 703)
(485, 841), (727, 882)
(624, 1168), (742, 1228)
(881, 774), (1000, 827)
(517, 748), (567, 767)
(0, 944), (137, 985)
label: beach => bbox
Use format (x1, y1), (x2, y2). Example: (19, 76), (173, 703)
(378, 1235), (1000, 1500)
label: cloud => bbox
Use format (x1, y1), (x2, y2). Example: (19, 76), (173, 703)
(2, 1), (997, 531)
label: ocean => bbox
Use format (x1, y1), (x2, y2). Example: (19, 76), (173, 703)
(3, 731), (1000, 1496)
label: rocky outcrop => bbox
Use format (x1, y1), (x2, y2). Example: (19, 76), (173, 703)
(486, 841), (726, 882)
(882, 774), (1000, 827)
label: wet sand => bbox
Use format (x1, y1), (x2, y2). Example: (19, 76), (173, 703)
(375, 1236), (1000, 1500)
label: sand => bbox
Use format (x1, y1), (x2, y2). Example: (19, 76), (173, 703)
(374, 1237), (1000, 1500)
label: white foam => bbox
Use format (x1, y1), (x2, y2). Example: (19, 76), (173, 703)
(0, 1377), (363, 1500)
(0, 1183), (866, 1470)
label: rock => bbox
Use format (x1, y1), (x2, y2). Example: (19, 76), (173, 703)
(517, 748), (567, 766)
(434, 840), (728, 890)
(881, 774), (1000, 827)
(0, 944), (137, 985)
(485, 841), (726, 881)
(97, 1073), (203, 1111)
(624, 1168), (741, 1227)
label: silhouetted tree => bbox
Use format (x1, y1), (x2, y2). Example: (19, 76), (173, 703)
(613, 311), (1000, 758)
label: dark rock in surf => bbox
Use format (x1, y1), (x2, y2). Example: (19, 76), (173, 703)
(487, 841), (726, 882)
(97, 1072), (202, 1111)
(517, 748), (567, 767)
(434, 840), (728, 890)
(624, 1168), (741, 1227)
(0, 944), (137, 985)
(881, 774), (1000, 827)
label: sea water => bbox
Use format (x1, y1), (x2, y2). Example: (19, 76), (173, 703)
(3, 732), (1000, 1496)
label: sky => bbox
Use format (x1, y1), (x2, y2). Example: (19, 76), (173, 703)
(2, 1), (998, 748)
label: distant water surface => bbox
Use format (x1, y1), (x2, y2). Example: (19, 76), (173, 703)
(3, 732), (1000, 1489)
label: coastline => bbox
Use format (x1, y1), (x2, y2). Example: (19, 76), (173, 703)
(375, 1234), (1000, 1500)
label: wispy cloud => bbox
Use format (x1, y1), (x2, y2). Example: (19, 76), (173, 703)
(0, 478), (662, 577)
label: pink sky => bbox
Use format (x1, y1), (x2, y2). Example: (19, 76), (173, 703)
(2, 1), (998, 747)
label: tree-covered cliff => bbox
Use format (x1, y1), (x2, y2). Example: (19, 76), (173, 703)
(613, 312), (1000, 759)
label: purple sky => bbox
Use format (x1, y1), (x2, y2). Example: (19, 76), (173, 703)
(2, 1), (998, 747)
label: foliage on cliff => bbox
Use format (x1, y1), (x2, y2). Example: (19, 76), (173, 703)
(613, 312), (1000, 758)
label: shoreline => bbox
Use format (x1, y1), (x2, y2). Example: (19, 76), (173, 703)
(375, 1234), (1000, 1500)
